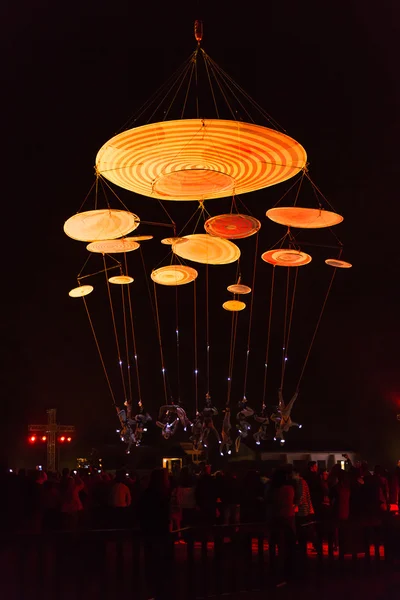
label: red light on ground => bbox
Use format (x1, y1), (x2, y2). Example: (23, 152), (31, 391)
(60, 436), (65, 442)
(67, 437), (72, 442)
(29, 435), (36, 443)
(41, 436), (47, 442)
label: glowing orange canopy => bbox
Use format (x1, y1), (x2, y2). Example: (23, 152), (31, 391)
(261, 249), (312, 267)
(96, 119), (307, 201)
(172, 234), (240, 265)
(266, 207), (343, 229)
(204, 214), (261, 239)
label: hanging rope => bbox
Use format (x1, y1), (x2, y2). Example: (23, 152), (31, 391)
(120, 271), (133, 404)
(296, 267), (338, 392)
(226, 308), (239, 406)
(242, 233), (259, 397)
(124, 254), (142, 408)
(280, 268), (290, 390)
(193, 279), (199, 414)
(262, 266), (276, 408)
(102, 254), (128, 401)
(205, 264), (210, 396)
(175, 286), (181, 403)
(281, 267), (299, 388)
(153, 282), (168, 405)
(82, 297), (116, 406)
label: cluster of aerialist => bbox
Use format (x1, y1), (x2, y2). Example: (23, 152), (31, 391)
(115, 389), (302, 455)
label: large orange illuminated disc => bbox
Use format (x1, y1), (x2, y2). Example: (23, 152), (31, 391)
(325, 259), (352, 269)
(204, 214), (261, 239)
(69, 285), (94, 298)
(64, 209), (139, 242)
(266, 207), (343, 229)
(227, 284), (252, 294)
(109, 275), (134, 284)
(151, 265), (198, 286)
(223, 300), (246, 311)
(261, 249), (312, 266)
(86, 238), (140, 253)
(172, 234), (240, 265)
(96, 119), (307, 201)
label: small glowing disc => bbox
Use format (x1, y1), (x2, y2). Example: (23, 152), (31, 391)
(64, 209), (139, 242)
(204, 214), (261, 239)
(261, 249), (312, 266)
(86, 238), (140, 253)
(109, 275), (134, 284)
(172, 234), (240, 265)
(69, 285), (94, 298)
(223, 300), (246, 311)
(151, 265), (198, 286)
(227, 284), (252, 294)
(266, 207), (343, 229)
(161, 237), (188, 246)
(325, 259), (352, 269)
(127, 235), (153, 241)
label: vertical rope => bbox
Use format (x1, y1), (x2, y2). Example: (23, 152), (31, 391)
(205, 264), (210, 395)
(194, 280), (199, 414)
(175, 286), (181, 403)
(124, 254), (142, 407)
(102, 254), (127, 401)
(243, 233), (259, 397)
(281, 267), (299, 387)
(82, 297), (116, 405)
(262, 267), (276, 408)
(296, 267), (337, 391)
(226, 309), (239, 406)
(120, 275), (133, 404)
(280, 269), (290, 390)
(153, 282), (168, 405)
(195, 50), (199, 118)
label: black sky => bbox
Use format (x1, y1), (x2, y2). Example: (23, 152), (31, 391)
(2, 1), (400, 465)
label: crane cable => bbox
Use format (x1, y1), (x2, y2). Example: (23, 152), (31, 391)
(242, 233), (259, 398)
(262, 266), (276, 409)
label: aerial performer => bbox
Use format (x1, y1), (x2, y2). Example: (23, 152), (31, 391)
(220, 407), (233, 455)
(235, 397), (255, 452)
(253, 405), (270, 445)
(199, 393), (221, 448)
(190, 412), (203, 450)
(116, 402), (152, 453)
(156, 403), (191, 439)
(270, 388), (302, 445)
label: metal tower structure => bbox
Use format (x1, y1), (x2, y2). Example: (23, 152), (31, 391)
(28, 408), (75, 472)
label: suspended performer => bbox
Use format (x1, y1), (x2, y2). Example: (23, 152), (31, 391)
(270, 388), (301, 444)
(190, 413), (204, 450)
(200, 393), (221, 448)
(253, 405), (270, 445)
(156, 404), (190, 440)
(235, 397), (255, 452)
(220, 407), (233, 455)
(125, 401), (152, 447)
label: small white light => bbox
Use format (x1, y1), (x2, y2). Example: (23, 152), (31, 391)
(162, 368), (165, 373)
(184, 427), (187, 432)
(143, 428), (148, 432)
(220, 452), (224, 456)
(284, 357), (288, 362)
(126, 450), (131, 454)
(119, 360), (122, 365)
(273, 437), (276, 441)
(228, 450), (232, 455)
(264, 363), (268, 368)
(194, 370), (198, 374)
(299, 424), (302, 429)
(247, 350), (250, 355)
(203, 443), (207, 448)
(238, 429), (242, 434)
(176, 329), (179, 335)
(116, 429), (120, 433)
(227, 377), (231, 381)
(135, 355), (138, 360)
(256, 441), (261, 446)
(9, 468), (13, 473)
(281, 440), (286, 445)
(128, 365), (131, 369)
(218, 440), (221, 444)
(247, 425), (251, 430)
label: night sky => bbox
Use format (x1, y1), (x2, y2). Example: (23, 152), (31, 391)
(2, 1), (399, 466)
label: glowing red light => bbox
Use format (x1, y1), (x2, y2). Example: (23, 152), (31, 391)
(29, 435), (36, 443)
(67, 437), (72, 442)
(60, 436), (65, 442)
(41, 436), (47, 442)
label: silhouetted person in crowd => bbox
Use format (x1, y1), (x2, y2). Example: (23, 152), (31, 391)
(305, 461), (324, 519)
(195, 464), (217, 525)
(268, 468), (296, 581)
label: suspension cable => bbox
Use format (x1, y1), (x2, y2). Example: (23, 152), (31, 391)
(281, 267), (299, 388)
(242, 233), (259, 397)
(120, 271), (133, 404)
(194, 279), (199, 414)
(262, 266), (276, 408)
(226, 308), (239, 406)
(205, 264), (210, 396)
(153, 282), (168, 405)
(124, 254), (142, 408)
(175, 286), (181, 403)
(280, 268), (290, 390)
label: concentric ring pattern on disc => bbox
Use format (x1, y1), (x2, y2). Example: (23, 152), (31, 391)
(96, 119), (307, 201)
(172, 234), (240, 265)
(109, 275), (134, 284)
(151, 265), (198, 286)
(86, 238), (140, 253)
(64, 209), (140, 242)
(227, 284), (252, 294)
(161, 237), (188, 246)
(325, 259), (352, 269)
(204, 214), (261, 239)
(261, 249), (312, 267)
(223, 300), (246, 311)
(266, 207), (343, 229)
(69, 285), (94, 298)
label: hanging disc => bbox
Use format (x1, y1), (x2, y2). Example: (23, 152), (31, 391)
(151, 265), (198, 286)
(128, 235), (153, 242)
(161, 237), (188, 246)
(64, 209), (140, 242)
(325, 258), (352, 269)
(109, 275), (134, 284)
(204, 214), (261, 239)
(86, 238), (140, 253)
(96, 119), (307, 201)
(227, 284), (252, 294)
(172, 234), (240, 265)
(266, 206), (343, 229)
(261, 248), (312, 266)
(223, 300), (246, 311)
(69, 285), (94, 298)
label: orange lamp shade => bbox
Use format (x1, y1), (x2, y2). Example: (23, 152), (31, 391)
(261, 249), (312, 267)
(204, 214), (261, 239)
(69, 285), (94, 297)
(227, 283), (252, 294)
(95, 119), (307, 201)
(86, 238), (140, 253)
(266, 207), (343, 229)
(325, 259), (352, 269)
(151, 265), (198, 286)
(172, 234), (240, 265)
(223, 300), (246, 311)
(64, 209), (140, 242)
(127, 235), (153, 241)
(108, 275), (134, 284)
(161, 237), (188, 246)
